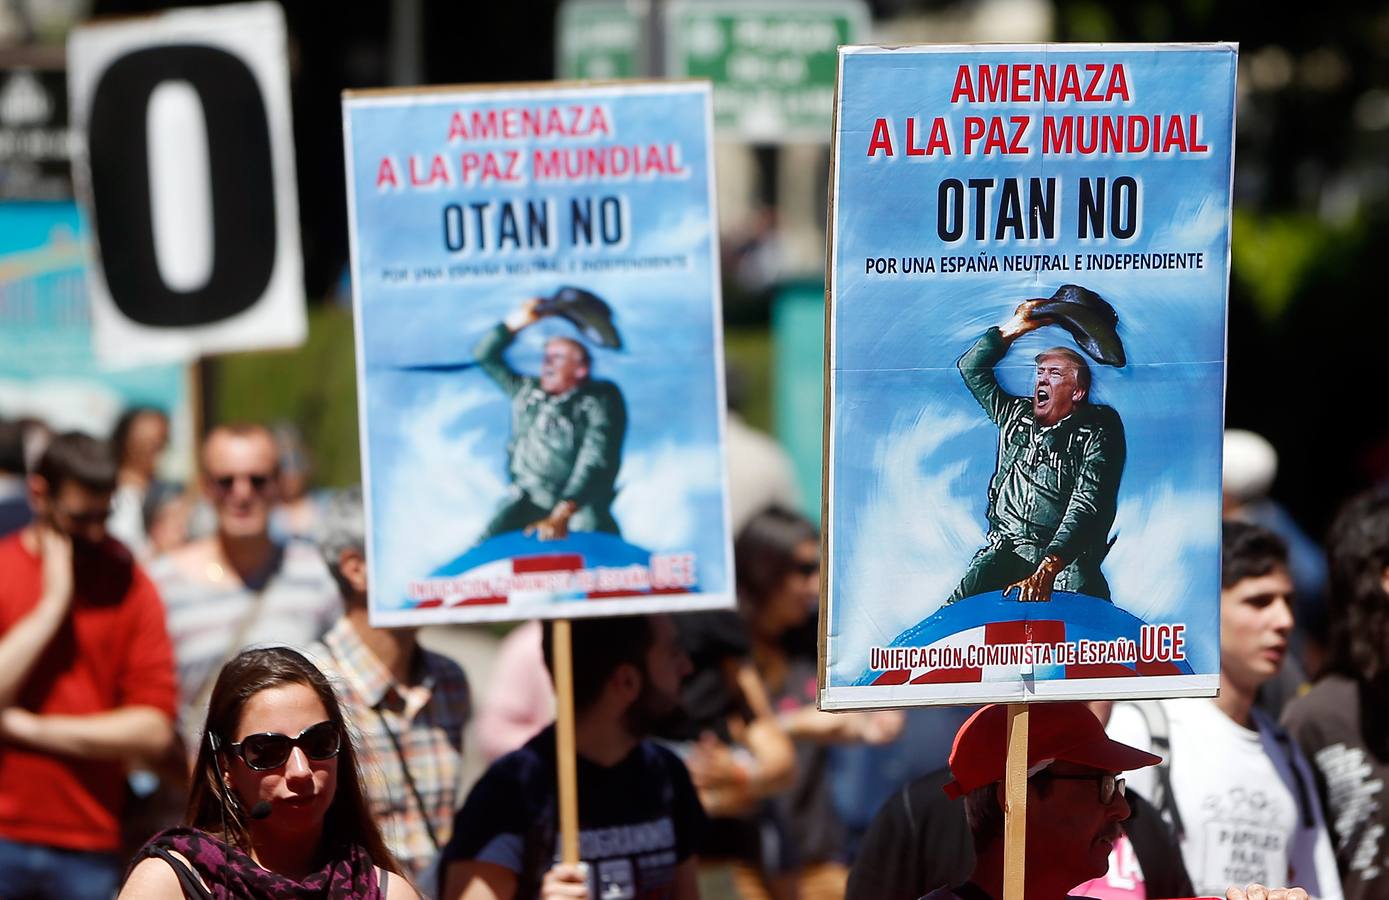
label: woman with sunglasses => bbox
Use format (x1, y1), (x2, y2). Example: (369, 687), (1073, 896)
(119, 647), (418, 898)
(734, 508), (903, 899)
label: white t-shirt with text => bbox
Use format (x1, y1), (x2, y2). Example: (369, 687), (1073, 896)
(1107, 697), (1343, 900)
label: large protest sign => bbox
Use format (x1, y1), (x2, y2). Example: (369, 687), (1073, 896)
(821, 44), (1237, 709)
(67, 1), (305, 366)
(344, 81), (733, 626)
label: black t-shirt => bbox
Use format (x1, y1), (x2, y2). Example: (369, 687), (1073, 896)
(662, 609), (752, 743)
(846, 767), (1195, 900)
(443, 726), (706, 900)
(1282, 673), (1389, 900)
(770, 656), (845, 867)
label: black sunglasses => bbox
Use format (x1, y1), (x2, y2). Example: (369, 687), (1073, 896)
(211, 472), (274, 494)
(1040, 771), (1126, 806)
(57, 506), (112, 527)
(228, 721), (340, 771)
(792, 560), (820, 576)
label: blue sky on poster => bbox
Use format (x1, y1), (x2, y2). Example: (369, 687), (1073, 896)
(827, 46), (1236, 687)
(346, 85), (729, 613)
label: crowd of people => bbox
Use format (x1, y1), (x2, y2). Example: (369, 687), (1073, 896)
(0, 410), (1382, 900)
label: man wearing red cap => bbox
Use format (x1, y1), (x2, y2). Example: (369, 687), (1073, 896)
(929, 702), (1312, 900)
(926, 702), (1158, 900)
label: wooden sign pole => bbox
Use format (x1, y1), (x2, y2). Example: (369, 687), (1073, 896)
(1002, 704), (1029, 900)
(552, 618), (581, 866)
(186, 358), (207, 503)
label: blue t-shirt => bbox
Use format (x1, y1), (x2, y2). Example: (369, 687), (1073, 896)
(443, 725), (706, 900)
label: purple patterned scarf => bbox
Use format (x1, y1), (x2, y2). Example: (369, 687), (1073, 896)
(132, 827), (384, 899)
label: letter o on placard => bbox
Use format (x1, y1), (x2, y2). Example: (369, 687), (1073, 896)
(937, 178), (964, 242)
(87, 45), (276, 327)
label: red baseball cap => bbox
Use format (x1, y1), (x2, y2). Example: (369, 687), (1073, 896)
(942, 702), (1162, 799)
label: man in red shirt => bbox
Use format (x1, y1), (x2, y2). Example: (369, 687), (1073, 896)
(0, 431), (177, 899)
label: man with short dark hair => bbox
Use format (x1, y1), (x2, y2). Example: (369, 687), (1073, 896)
(0, 432), (177, 899)
(1108, 521), (1342, 897)
(439, 614), (704, 900)
(474, 297), (627, 543)
(949, 299), (1125, 606)
(1283, 488), (1389, 899)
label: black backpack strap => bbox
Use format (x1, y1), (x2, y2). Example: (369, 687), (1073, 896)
(1265, 717), (1315, 829)
(1126, 700), (1185, 840)
(143, 846), (215, 900)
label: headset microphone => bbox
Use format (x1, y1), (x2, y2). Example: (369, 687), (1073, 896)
(249, 800), (273, 820)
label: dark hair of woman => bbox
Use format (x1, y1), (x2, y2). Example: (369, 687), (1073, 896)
(733, 506), (819, 610)
(186, 646), (401, 875)
(110, 406), (167, 468)
(1325, 487), (1389, 683)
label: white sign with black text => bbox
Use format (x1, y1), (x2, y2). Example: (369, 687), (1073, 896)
(68, 1), (305, 365)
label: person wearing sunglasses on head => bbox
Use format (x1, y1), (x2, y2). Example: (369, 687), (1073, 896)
(0, 432), (178, 899)
(148, 423), (342, 762)
(121, 646), (418, 898)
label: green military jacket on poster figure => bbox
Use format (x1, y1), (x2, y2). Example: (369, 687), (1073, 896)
(947, 327), (1125, 603)
(474, 323), (627, 540)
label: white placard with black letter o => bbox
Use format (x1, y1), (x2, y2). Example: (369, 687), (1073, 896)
(68, 1), (305, 366)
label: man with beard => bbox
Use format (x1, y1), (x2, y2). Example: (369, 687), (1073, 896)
(440, 615), (705, 900)
(948, 299), (1125, 605)
(0, 432), (177, 899)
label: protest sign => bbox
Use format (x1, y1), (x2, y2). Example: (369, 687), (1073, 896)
(67, 1), (305, 366)
(821, 44), (1237, 709)
(344, 81), (733, 627)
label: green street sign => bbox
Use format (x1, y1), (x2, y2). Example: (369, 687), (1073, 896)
(557, 0), (646, 80)
(666, 0), (867, 142)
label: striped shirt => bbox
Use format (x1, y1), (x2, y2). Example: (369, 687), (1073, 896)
(148, 539), (343, 751)
(308, 618), (471, 882)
